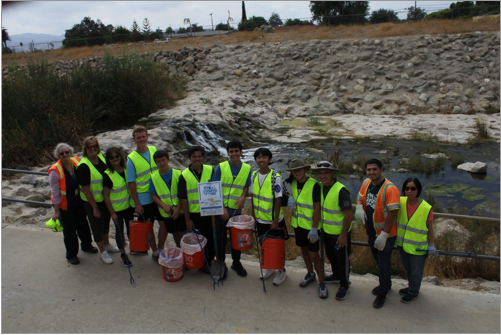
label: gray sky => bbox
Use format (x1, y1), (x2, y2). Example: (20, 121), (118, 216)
(2, 1), (456, 36)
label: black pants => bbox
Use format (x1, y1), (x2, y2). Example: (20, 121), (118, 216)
(323, 231), (352, 288)
(59, 204), (94, 259)
(83, 201), (110, 243)
(216, 217), (241, 265)
(189, 213), (215, 262)
(113, 207), (134, 250)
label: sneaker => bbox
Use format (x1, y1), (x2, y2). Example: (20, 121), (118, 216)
(299, 272), (316, 287)
(401, 294), (417, 303)
(399, 287), (409, 296)
(273, 270), (287, 286)
(100, 251), (113, 264)
(231, 263), (248, 277)
(318, 283), (329, 299)
(336, 286), (350, 300)
(104, 243), (120, 253)
(373, 294), (386, 309)
(120, 254), (133, 267)
(67, 257), (80, 265)
(259, 269), (276, 280)
(130, 251), (148, 256)
(82, 246), (98, 254)
(324, 274), (340, 284)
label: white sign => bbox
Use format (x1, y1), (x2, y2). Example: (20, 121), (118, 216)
(198, 181), (224, 216)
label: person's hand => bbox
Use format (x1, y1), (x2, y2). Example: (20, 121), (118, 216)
(337, 232), (347, 247)
(287, 196), (296, 211)
(307, 227), (319, 243)
(236, 197), (245, 211)
(271, 220), (279, 230)
(52, 211), (60, 222)
(428, 243), (439, 258)
(172, 206), (180, 220)
(374, 231), (389, 251)
(221, 207), (229, 221)
(111, 213), (118, 224)
(135, 204), (144, 215)
(161, 204), (172, 216)
(355, 204), (366, 226)
(185, 218), (194, 232)
(92, 205), (101, 218)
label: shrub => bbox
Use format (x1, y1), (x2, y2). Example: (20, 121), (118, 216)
(474, 118), (490, 139)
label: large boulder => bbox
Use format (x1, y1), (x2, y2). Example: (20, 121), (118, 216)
(457, 161), (488, 174)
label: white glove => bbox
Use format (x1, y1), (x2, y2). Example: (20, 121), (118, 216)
(355, 204), (367, 226)
(307, 227), (319, 243)
(287, 196), (296, 211)
(374, 231), (389, 251)
(428, 243), (439, 258)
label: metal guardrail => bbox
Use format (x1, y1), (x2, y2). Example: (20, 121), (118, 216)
(2, 168), (500, 261)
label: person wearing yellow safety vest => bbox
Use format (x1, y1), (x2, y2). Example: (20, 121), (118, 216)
(150, 150), (186, 249)
(126, 125), (161, 260)
(312, 161), (354, 301)
(212, 139), (252, 278)
(103, 147), (134, 267)
(396, 177), (437, 304)
(76, 136), (120, 265)
(355, 158), (400, 309)
(49, 142), (96, 265)
(250, 148), (287, 286)
(284, 158), (325, 298)
(178, 145), (215, 274)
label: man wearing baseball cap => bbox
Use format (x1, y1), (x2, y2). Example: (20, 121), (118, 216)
(312, 161), (353, 301)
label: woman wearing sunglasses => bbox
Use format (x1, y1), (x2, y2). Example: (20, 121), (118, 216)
(396, 177), (438, 304)
(103, 148), (134, 267)
(76, 136), (120, 264)
(48, 143), (97, 265)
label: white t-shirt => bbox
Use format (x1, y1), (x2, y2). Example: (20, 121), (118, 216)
(250, 170), (284, 224)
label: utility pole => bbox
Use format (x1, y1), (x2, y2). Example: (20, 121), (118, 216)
(210, 13), (214, 31)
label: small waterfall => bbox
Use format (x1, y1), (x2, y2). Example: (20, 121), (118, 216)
(181, 122), (227, 156)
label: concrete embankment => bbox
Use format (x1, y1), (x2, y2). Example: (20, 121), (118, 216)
(2, 225), (499, 333)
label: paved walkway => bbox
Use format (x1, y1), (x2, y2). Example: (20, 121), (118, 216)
(2, 225), (499, 333)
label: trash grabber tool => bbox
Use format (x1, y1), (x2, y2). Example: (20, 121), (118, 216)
(254, 229), (266, 293)
(114, 218), (135, 285)
(211, 216), (224, 284)
(192, 223), (220, 290)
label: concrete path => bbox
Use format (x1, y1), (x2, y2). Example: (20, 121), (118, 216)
(2, 225), (499, 333)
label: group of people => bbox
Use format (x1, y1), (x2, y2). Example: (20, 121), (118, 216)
(49, 126), (437, 307)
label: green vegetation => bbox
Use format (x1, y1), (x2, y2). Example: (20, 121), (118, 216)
(400, 155), (446, 174)
(200, 97), (212, 104)
(474, 118), (490, 139)
(307, 117), (320, 126)
(2, 53), (186, 167)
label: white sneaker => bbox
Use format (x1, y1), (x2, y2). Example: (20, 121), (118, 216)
(259, 269), (276, 280)
(100, 251), (113, 264)
(104, 244), (120, 253)
(273, 270), (287, 286)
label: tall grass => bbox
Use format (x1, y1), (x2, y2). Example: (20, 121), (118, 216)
(2, 53), (186, 167)
(474, 118), (490, 139)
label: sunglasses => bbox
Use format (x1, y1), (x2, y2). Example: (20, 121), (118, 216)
(59, 151), (70, 156)
(317, 162), (333, 168)
(110, 155), (120, 160)
(86, 145), (98, 150)
(405, 187), (417, 191)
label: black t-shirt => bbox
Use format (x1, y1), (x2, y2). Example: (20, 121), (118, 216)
(365, 178), (385, 238)
(295, 178), (321, 204)
(76, 158), (107, 186)
(322, 180), (352, 211)
(178, 165), (214, 199)
(103, 170), (127, 189)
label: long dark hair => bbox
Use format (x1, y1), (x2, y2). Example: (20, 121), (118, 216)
(105, 147), (126, 173)
(402, 177), (423, 197)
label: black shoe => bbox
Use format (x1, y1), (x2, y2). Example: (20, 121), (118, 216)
(200, 265), (211, 275)
(68, 257), (80, 265)
(399, 287), (409, 296)
(373, 294), (386, 309)
(372, 285), (380, 296)
(82, 246), (98, 254)
(231, 264), (248, 277)
(401, 294), (417, 303)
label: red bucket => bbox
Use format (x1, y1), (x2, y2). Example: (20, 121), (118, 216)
(261, 238), (285, 270)
(129, 220), (152, 252)
(160, 247), (184, 282)
(162, 265), (184, 282)
(230, 227), (253, 250)
(181, 233), (206, 270)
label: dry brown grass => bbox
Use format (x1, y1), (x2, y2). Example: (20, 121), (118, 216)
(3, 19), (499, 67)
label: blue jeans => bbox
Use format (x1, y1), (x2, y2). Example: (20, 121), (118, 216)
(398, 247), (427, 296)
(368, 235), (396, 295)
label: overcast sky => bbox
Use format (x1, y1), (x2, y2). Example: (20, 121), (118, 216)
(2, 1), (456, 36)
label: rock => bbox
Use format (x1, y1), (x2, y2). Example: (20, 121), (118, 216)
(25, 194), (46, 208)
(354, 84), (365, 94)
(457, 162), (488, 174)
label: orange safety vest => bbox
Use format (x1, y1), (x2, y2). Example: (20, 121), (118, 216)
(358, 178), (400, 237)
(48, 156), (80, 211)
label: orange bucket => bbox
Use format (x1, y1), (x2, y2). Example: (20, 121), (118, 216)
(181, 233), (206, 270)
(261, 238), (285, 270)
(129, 220), (152, 252)
(230, 227), (253, 250)
(162, 265), (184, 282)
(183, 247), (205, 269)
(159, 247), (184, 282)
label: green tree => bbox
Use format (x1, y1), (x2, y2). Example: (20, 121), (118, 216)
(130, 19), (143, 42)
(238, 15), (268, 31)
(131, 19), (140, 33)
(242, 1), (247, 21)
(407, 6), (427, 20)
(63, 17), (111, 48)
(19, 42), (23, 52)
(183, 18), (192, 36)
(227, 11), (234, 31)
(142, 17), (152, 40)
(269, 12), (283, 27)
(425, 9), (453, 20)
(284, 18), (314, 26)
(215, 22), (235, 30)
(165, 26), (174, 36)
(2, 27), (11, 48)
(309, 1), (369, 25)
(369, 8), (399, 23)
